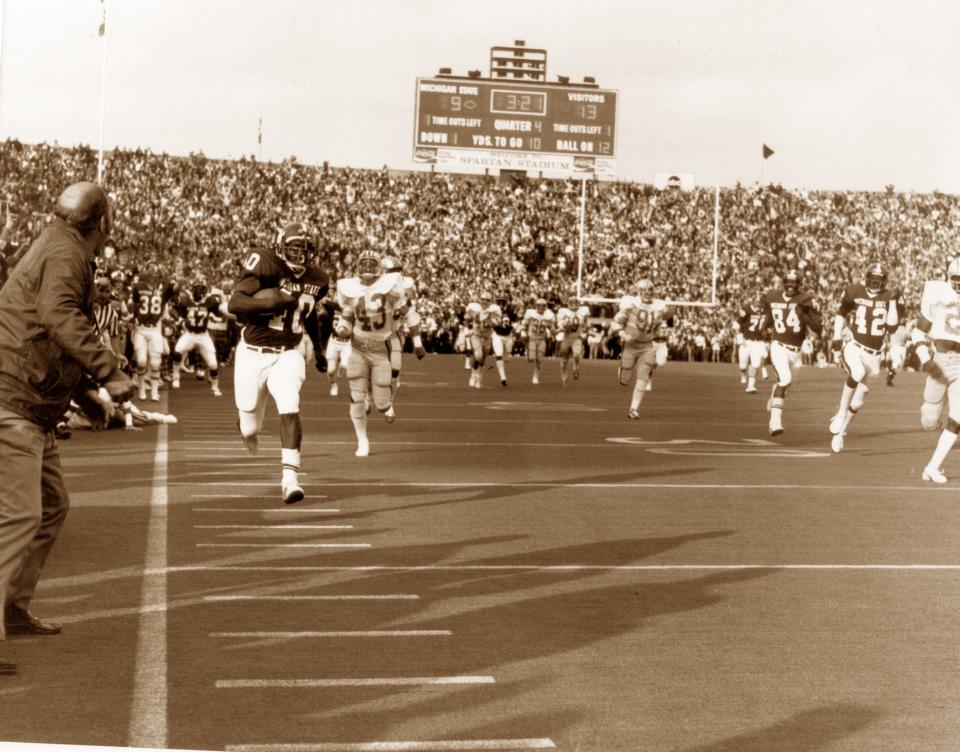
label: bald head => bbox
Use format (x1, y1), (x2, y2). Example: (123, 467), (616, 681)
(54, 182), (110, 236)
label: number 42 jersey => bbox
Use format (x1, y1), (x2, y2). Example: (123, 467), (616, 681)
(838, 284), (898, 351)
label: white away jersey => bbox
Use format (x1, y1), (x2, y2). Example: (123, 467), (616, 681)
(336, 275), (406, 346)
(522, 308), (555, 340)
(920, 281), (960, 344)
(615, 295), (670, 345)
(556, 306), (590, 337)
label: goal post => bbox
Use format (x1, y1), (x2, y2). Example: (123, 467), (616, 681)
(575, 183), (721, 309)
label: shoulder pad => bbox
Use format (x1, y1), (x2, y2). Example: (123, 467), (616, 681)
(337, 277), (362, 300)
(466, 302), (482, 315)
(618, 294), (636, 312)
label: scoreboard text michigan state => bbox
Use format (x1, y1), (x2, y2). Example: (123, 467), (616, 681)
(414, 77), (617, 161)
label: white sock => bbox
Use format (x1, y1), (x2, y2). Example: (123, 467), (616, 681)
(929, 429), (959, 470)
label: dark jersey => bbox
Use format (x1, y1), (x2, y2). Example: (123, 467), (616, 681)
(762, 288), (822, 348)
(132, 282), (177, 327)
(737, 302), (768, 342)
(237, 247), (329, 350)
(178, 294), (222, 334)
(838, 283), (898, 351)
(493, 307), (516, 337)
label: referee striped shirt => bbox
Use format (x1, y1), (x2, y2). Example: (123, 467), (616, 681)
(94, 301), (122, 338)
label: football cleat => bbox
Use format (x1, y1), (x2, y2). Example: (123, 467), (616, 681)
(627, 409), (640, 420)
(532, 374), (540, 385)
(138, 384), (147, 401)
(150, 386), (160, 402)
(211, 386), (222, 397)
(355, 438), (370, 458)
(172, 379), (180, 389)
(282, 482), (305, 505)
(745, 385), (757, 393)
(384, 405), (396, 423)
(329, 382), (339, 397)
(501, 378), (507, 386)
(769, 419), (784, 437)
(922, 465), (947, 484)
(831, 434), (844, 453)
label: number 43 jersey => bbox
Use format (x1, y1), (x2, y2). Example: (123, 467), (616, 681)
(838, 284), (899, 351)
(921, 281), (960, 345)
(336, 275), (406, 349)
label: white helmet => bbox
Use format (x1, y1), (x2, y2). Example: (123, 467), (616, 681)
(948, 258), (960, 293)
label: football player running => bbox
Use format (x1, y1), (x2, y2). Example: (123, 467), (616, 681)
(172, 280), (224, 397)
(521, 297), (555, 384)
(761, 269), (823, 436)
(555, 296), (590, 386)
(130, 264), (178, 401)
(380, 255), (426, 409)
(324, 296), (352, 398)
(608, 279), (674, 419)
(335, 249), (409, 457)
(466, 291), (507, 388)
(735, 299), (770, 393)
(493, 296), (516, 360)
(913, 259), (960, 483)
(828, 262), (899, 452)
(228, 222), (329, 504)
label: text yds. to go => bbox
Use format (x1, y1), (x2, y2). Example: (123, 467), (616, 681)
(471, 135), (539, 149)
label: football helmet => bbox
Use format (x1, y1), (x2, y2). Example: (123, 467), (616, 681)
(535, 297), (547, 312)
(637, 279), (654, 304)
(192, 281), (208, 303)
(380, 255), (401, 274)
(276, 221), (316, 277)
(357, 249), (381, 283)
(783, 270), (801, 297)
(479, 291), (493, 305)
(948, 258), (960, 293)
(865, 262), (886, 294)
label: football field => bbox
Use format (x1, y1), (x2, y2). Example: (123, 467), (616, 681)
(1, 355), (958, 752)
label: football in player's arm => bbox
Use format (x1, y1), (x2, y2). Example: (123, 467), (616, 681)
(827, 263), (898, 452)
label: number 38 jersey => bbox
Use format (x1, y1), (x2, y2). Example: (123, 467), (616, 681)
(762, 289), (822, 348)
(238, 247), (329, 350)
(131, 282), (177, 327)
(336, 275), (406, 349)
(921, 281), (960, 345)
(837, 284), (898, 351)
(614, 295), (669, 346)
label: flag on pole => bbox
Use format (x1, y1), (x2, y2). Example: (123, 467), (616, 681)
(762, 143), (775, 159)
(257, 117), (263, 145)
(98, 0), (106, 36)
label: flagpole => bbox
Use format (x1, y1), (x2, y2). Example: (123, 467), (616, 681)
(257, 117), (263, 161)
(576, 175), (587, 300)
(97, 1), (108, 184)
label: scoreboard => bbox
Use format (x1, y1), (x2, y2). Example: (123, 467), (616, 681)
(413, 77), (617, 174)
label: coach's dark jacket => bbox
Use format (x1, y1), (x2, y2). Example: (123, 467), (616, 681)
(0, 218), (118, 429)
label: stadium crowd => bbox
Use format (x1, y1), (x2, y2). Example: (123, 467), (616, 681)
(2, 138), (959, 362)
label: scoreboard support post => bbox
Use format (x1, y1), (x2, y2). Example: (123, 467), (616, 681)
(576, 176), (587, 301)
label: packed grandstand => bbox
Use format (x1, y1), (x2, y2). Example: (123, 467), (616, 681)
(2, 138), (958, 362)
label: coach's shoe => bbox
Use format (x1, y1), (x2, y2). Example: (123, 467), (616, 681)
(355, 438), (370, 458)
(922, 465), (947, 484)
(5, 606), (61, 636)
(831, 433), (845, 453)
(211, 386), (222, 397)
(384, 405), (396, 424)
(282, 482), (305, 505)
(627, 409), (640, 420)
(329, 382), (339, 397)
(829, 412), (845, 435)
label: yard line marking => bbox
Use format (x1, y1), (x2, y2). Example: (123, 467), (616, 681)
(197, 543), (370, 549)
(128, 407), (169, 748)
(217, 676), (495, 688)
(176, 480), (960, 492)
(192, 507), (340, 513)
(225, 739), (556, 751)
(211, 630), (451, 637)
(189, 494), (254, 498)
(173, 563), (960, 572)
(194, 524), (353, 530)
(204, 595), (418, 601)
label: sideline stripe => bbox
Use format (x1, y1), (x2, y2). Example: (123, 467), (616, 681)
(217, 676), (495, 688)
(192, 507), (340, 513)
(205, 595), (418, 601)
(128, 413), (169, 747)
(176, 481), (958, 492)
(211, 630), (451, 637)
(194, 524), (353, 529)
(175, 564), (960, 572)
(197, 543), (370, 549)
(225, 740), (556, 751)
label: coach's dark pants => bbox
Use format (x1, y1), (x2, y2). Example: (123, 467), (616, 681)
(0, 407), (70, 642)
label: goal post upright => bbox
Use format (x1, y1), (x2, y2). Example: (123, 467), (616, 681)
(576, 175), (587, 301)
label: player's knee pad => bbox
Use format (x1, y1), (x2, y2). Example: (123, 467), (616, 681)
(349, 400), (367, 419)
(921, 401), (944, 431)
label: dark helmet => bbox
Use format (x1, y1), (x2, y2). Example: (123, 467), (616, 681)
(783, 269), (801, 296)
(192, 281), (208, 302)
(865, 262), (887, 294)
(276, 221), (316, 276)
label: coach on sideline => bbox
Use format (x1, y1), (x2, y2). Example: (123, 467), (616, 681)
(0, 182), (133, 676)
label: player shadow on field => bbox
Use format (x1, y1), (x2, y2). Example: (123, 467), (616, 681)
(289, 560), (772, 741)
(675, 702), (884, 752)
(314, 466), (714, 519)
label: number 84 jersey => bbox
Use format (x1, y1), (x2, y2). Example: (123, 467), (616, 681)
(762, 289), (821, 348)
(336, 275), (406, 350)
